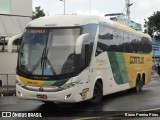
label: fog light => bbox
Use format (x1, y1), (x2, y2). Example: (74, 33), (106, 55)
(65, 94), (71, 100)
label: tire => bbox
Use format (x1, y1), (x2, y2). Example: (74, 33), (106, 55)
(0, 80), (2, 87)
(42, 101), (56, 105)
(135, 76), (143, 92)
(90, 81), (103, 104)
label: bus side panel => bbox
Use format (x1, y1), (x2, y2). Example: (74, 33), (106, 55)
(107, 52), (129, 85)
(90, 52), (130, 96)
(123, 53), (152, 88)
(76, 69), (92, 101)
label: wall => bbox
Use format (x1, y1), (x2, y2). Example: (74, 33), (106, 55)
(0, 0), (32, 37)
(0, 53), (17, 85)
(0, 53), (17, 74)
(0, 15), (31, 36)
(11, 0), (32, 17)
(0, 0), (11, 14)
(0, 0), (32, 17)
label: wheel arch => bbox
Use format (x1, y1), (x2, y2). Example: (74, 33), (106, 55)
(134, 73), (143, 92)
(91, 77), (103, 97)
(89, 77), (103, 103)
(142, 72), (145, 85)
(135, 73), (141, 87)
(96, 78), (103, 87)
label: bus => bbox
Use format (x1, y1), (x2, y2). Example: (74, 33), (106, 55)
(16, 15), (152, 103)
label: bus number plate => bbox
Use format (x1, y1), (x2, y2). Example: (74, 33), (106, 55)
(37, 94), (47, 99)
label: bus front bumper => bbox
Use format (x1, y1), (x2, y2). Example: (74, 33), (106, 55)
(16, 84), (83, 103)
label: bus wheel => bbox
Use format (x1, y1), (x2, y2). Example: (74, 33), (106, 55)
(90, 81), (103, 104)
(0, 80), (2, 86)
(135, 76), (143, 92)
(42, 101), (56, 105)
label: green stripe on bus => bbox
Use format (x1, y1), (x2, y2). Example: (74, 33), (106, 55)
(108, 52), (129, 85)
(42, 79), (69, 87)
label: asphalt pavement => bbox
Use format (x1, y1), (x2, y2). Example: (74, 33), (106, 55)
(1, 77), (160, 119)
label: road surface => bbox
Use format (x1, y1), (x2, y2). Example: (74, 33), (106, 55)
(1, 78), (160, 119)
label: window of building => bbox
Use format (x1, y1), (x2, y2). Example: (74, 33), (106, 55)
(0, 0), (11, 14)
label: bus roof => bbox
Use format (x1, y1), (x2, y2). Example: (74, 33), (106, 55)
(27, 15), (99, 27)
(27, 15), (151, 40)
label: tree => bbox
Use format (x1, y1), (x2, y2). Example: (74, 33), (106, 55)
(144, 11), (160, 38)
(32, 6), (45, 20)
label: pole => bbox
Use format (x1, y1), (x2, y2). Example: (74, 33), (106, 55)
(144, 19), (148, 34)
(153, 27), (156, 69)
(146, 23), (148, 34)
(6, 74), (8, 91)
(147, 22), (148, 34)
(89, 0), (91, 15)
(60, 0), (66, 15)
(125, 0), (133, 25)
(0, 37), (5, 52)
(64, 0), (66, 15)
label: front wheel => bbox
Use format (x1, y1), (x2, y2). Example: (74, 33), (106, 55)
(42, 101), (56, 105)
(0, 80), (2, 86)
(90, 81), (103, 104)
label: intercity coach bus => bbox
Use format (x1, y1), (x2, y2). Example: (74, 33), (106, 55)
(16, 15), (152, 103)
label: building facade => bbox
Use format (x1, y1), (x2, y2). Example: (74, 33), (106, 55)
(0, 0), (32, 37)
(110, 14), (143, 32)
(0, 0), (32, 81)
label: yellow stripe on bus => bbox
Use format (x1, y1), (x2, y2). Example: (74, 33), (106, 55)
(123, 53), (152, 88)
(19, 76), (45, 87)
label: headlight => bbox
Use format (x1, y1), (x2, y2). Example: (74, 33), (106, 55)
(60, 79), (81, 90)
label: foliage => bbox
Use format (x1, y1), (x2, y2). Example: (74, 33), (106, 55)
(32, 6), (45, 20)
(144, 11), (160, 38)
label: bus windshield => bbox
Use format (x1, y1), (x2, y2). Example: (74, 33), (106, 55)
(18, 28), (81, 76)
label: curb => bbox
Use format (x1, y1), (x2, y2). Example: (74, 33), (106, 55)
(0, 90), (16, 96)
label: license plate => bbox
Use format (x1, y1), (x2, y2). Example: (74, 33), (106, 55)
(37, 94), (47, 99)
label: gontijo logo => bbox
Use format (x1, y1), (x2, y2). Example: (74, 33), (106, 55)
(130, 56), (144, 64)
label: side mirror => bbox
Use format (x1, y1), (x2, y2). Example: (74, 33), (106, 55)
(75, 33), (89, 54)
(8, 34), (23, 53)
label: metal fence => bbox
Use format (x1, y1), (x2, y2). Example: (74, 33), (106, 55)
(0, 74), (16, 95)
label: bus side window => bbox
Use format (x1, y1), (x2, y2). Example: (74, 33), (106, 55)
(123, 32), (130, 52)
(79, 36), (92, 68)
(80, 43), (86, 68)
(79, 43), (90, 68)
(85, 44), (90, 65)
(96, 25), (113, 56)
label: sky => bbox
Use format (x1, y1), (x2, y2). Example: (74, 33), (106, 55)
(32, 0), (160, 26)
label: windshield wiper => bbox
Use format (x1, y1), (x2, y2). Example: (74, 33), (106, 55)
(27, 47), (56, 78)
(41, 47), (56, 75)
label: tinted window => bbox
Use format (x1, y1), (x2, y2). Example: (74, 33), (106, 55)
(111, 29), (123, 52)
(82, 24), (98, 65)
(96, 25), (152, 56)
(123, 32), (130, 52)
(139, 37), (152, 53)
(96, 25), (113, 56)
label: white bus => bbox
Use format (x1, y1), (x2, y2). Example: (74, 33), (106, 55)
(16, 15), (152, 103)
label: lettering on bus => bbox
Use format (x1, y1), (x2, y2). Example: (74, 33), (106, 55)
(27, 81), (39, 85)
(130, 56), (144, 64)
(96, 59), (107, 66)
(30, 30), (46, 34)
